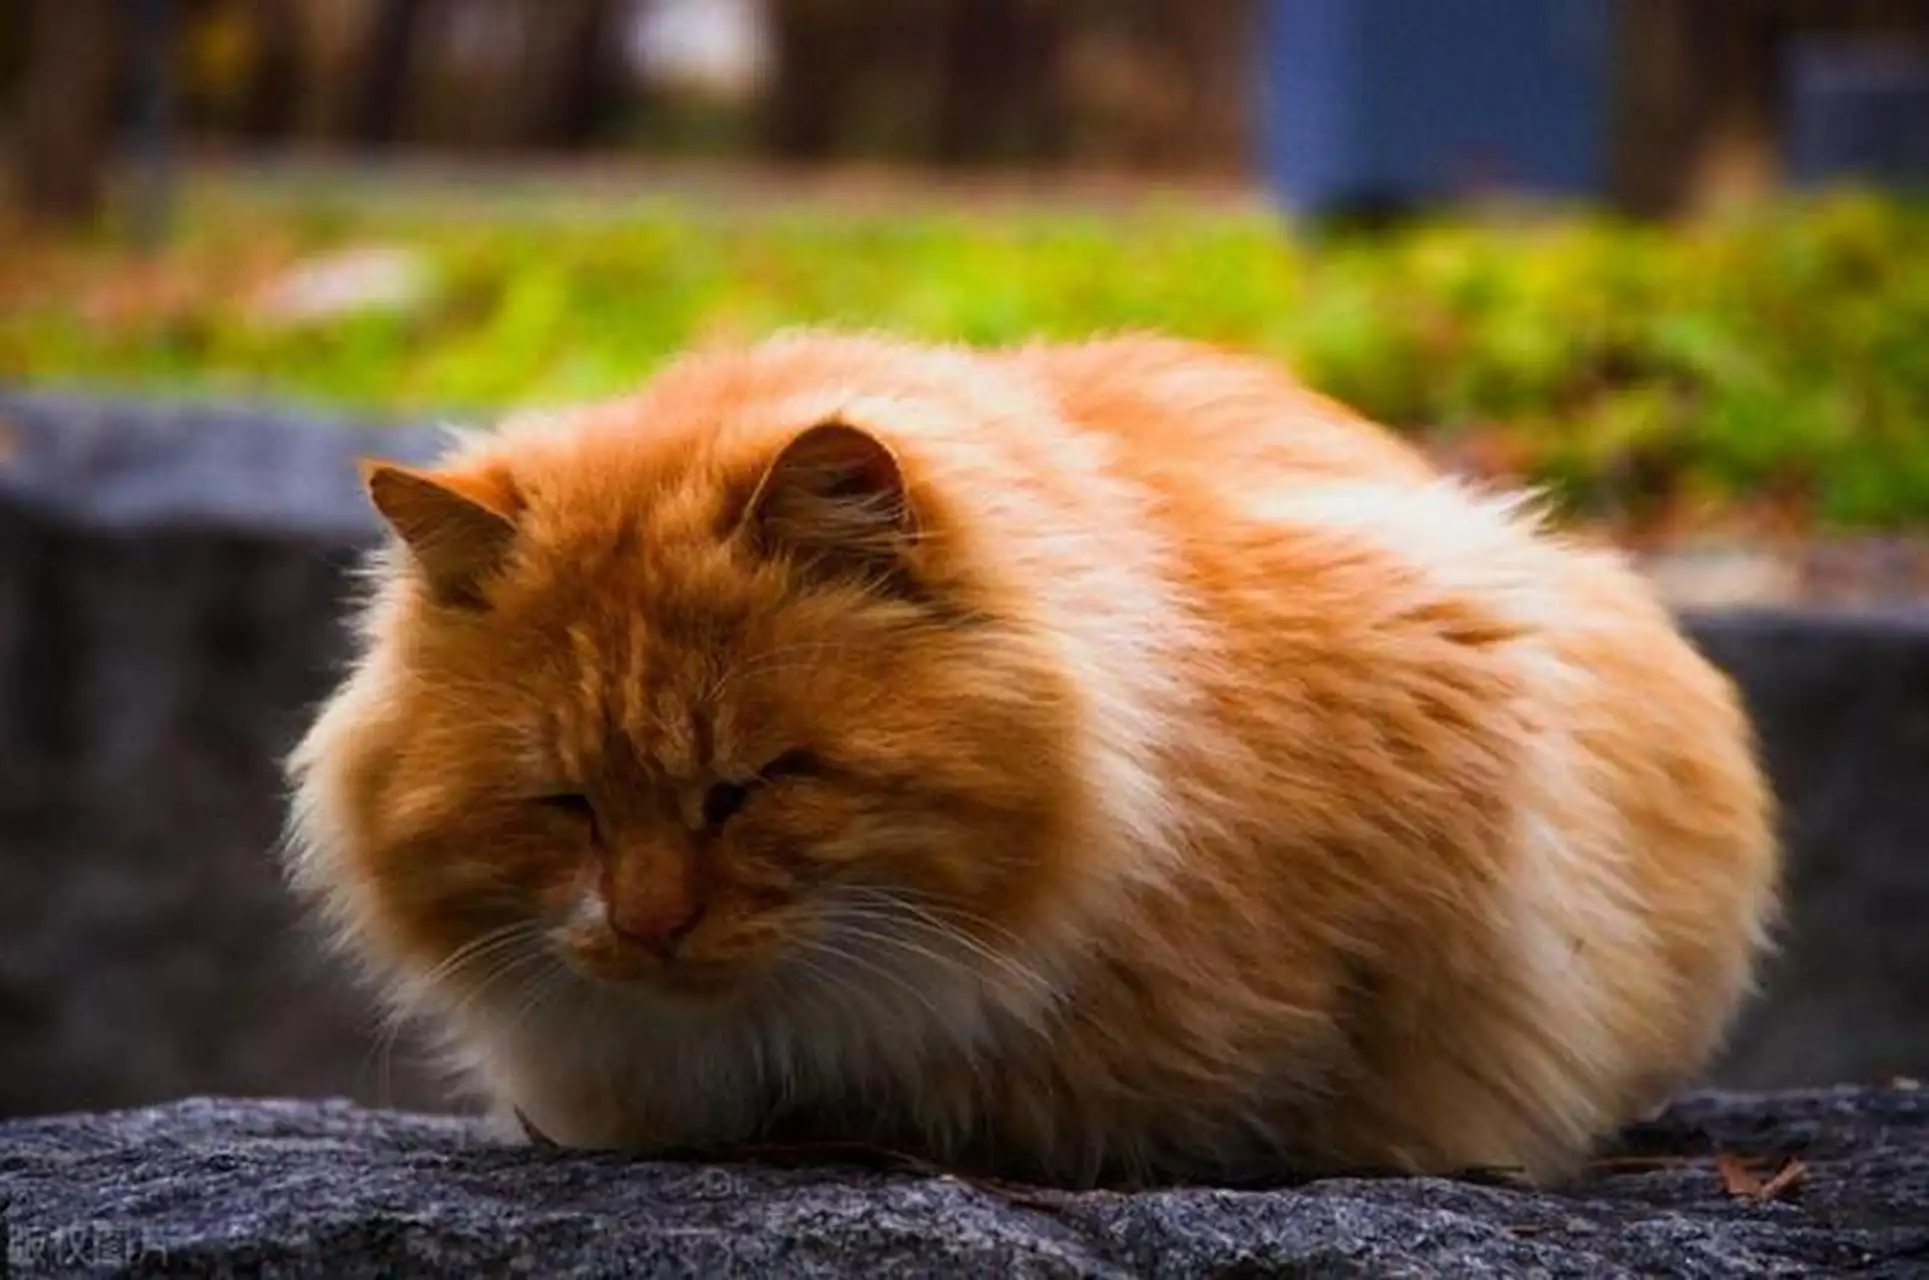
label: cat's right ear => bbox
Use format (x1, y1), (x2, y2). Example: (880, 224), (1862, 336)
(359, 460), (521, 608)
(743, 421), (919, 590)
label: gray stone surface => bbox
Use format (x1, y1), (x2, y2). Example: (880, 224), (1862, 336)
(1, 386), (1928, 1124)
(0, 391), (448, 1117)
(1695, 613), (1929, 1091)
(2, 1089), (1926, 1277)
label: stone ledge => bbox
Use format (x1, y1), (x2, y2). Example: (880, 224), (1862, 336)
(1, 1090), (1925, 1277)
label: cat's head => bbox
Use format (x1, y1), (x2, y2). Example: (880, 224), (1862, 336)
(288, 359), (1085, 1023)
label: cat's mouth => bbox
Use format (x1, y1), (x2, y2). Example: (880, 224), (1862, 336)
(538, 881), (871, 1006)
(545, 899), (797, 1003)
(554, 928), (749, 998)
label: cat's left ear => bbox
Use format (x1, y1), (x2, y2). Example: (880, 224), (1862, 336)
(745, 421), (918, 582)
(359, 460), (521, 608)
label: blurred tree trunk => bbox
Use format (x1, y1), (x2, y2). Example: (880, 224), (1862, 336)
(932, 0), (1066, 164)
(1613, 0), (1783, 217)
(239, 0), (305, 140)
(556, 0), (624, 146)
(404, 0), (619, 151)
(512, 0), (619, 148)
(352, 0), (426, 147)
(13, 0), (122, 224)
(763, 0), (863, 160)
(1159, 0), (1252, 171)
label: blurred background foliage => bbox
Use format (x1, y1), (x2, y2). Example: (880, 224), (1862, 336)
(6, 187), (1927, 531)
(5, 0), (1929, 543)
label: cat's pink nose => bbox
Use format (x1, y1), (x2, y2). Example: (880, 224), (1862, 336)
(605, 892), (701, 955)
(601, 859), (701, 956)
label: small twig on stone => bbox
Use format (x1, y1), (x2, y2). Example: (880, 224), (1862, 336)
(1757, 1158), (1809, 1201)
(1717, 1151), (1765, 1197)
(514, 1108), (558, 1148)
(1716, 1152), (1808, 1202)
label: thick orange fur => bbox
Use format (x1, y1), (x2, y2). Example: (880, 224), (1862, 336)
(286, 331), (1779, 1186)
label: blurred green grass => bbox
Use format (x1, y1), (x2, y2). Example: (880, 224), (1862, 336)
(5, 188), (1929, 530)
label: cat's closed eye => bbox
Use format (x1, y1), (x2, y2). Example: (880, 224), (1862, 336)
(701, 780), (751, 831)
(760, 749), (822, 782)
(700, 750), (823, 835)
(536, 792), (598, 830)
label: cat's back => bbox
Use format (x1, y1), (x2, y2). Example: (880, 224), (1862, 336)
(1010, 335), (1773, 1181)
(1007, 336), (1436, 498)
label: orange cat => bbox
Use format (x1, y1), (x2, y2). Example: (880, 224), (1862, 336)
(286, 332), (1778, 1186)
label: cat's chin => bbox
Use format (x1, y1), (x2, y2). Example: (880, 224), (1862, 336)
(556, 943), (755, 1005)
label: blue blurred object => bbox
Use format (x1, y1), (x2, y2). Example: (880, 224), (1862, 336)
(1787, 36), (1929, 191)
(1256, 0), (1613, 215)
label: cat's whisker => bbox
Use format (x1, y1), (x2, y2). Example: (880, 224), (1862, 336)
(804, 935), (951, 1026)
(810, 909), (1057, 1056)
(421, 921), (548, 993)
(431, 935), (561, 1049)
(834, 882), (1033, 950)
(783, 950), (888, 1033)
(821, 895), (1057, 1006)
(831, 886), (1058, 991)
(817, 917), (975, 989)
(355, 921), (548, 1107)
(499, 962), (572, 1044)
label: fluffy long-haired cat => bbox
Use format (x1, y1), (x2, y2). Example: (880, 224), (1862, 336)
(287, 332), (1778, 1187)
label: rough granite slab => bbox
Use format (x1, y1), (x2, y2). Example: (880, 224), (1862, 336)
(2, 1089), (1926, 1278)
